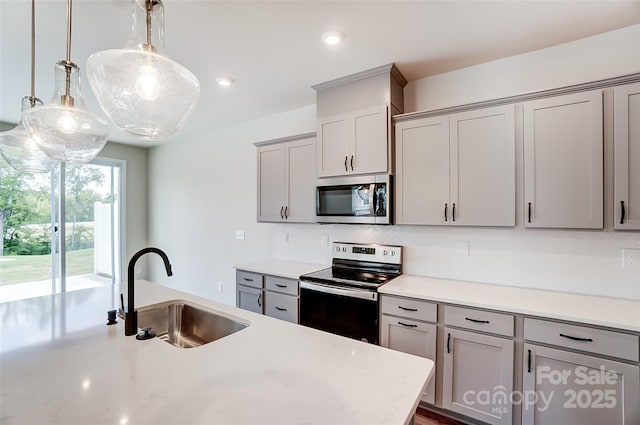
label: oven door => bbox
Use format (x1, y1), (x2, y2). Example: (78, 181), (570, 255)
(299, 281), (379, 344)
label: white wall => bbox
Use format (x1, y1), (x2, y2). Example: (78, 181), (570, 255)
(148, 24), (640, 303)
(99, 142), (149, 284)
(148, 105), (316, 304)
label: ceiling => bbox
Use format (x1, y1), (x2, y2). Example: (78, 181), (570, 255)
(1, 0), (639, 147)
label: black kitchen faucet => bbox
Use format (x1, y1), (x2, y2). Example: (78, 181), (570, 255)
(124, 247), (173, 336)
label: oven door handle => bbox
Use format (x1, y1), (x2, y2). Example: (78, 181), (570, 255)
(300, 281), (378, 301)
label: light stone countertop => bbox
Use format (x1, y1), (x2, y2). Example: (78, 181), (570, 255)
(380, 275), (640, 333)
(0, 280), (433, 425)
(234, 259), (328, 279)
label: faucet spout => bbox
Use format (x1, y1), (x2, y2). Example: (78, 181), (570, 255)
(124, 247), (173, 336)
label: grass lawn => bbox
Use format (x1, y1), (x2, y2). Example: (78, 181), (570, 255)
(0, 248), (94, 286)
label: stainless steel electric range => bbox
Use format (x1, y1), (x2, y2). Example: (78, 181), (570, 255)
(299, 242), (402, 344)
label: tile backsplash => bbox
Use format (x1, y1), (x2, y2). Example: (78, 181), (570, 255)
(269, 223), (640, 300)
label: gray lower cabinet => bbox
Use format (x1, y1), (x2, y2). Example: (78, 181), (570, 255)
(523, 318), (640, 425)
(442, 328), (514, 425)
(236, 270), (264, 314)
(264, 275), (299, 323)
(236, 270), (299, 323)
(380, 295), (437, 404)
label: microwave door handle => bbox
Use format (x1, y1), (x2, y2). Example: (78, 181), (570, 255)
(369, 184), (375, 215)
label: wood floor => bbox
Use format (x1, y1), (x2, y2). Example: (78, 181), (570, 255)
(414, 407), (465, 425)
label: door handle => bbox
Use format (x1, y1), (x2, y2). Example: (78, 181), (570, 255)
(452, 203), (456, 222)
(257, 293), (262, 308)
(350, 155), (354, 171)
(284, 206), (288, 219)
(344, 156), (348, 172)
(620, 200), (626, 224)
(280, 206), (284, 219)
(527, 349), (532, 373)
(447, 333), (451, 353)
(528, 202), (532, 223)
(444, 203), (448, 222)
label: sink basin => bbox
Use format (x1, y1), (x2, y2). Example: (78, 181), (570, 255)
(137, 300), (249, 348)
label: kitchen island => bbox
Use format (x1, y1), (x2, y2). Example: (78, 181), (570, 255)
(0, 280), (433, 425)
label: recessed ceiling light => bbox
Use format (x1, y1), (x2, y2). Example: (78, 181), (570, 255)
(321, 31), (344, 46)
(216, 77), (235, 87)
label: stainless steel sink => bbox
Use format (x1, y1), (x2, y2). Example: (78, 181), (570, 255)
(137, 300), (249, 348)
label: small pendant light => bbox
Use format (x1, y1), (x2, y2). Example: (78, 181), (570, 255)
(22, 0), (109, 163)
(0, 0), (59, 173)
(86, 0), (200, 140)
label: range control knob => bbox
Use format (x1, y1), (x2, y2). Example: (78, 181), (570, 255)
(342, 247), (347, 252)
(383, 250), (388, 256)
(335, 246), (340, 252)
(391, 251), (396, 256)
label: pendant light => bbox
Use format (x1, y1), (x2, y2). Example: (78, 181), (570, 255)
(0, 0), (59, 173)
(86, 0), (200, 140)
(22, 0), (109, 163)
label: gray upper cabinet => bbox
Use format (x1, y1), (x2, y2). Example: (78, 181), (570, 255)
(523, 90), (603, 229)
(395, 104), (515, 226)
(313, 64), (406, 178)
(256, 134), (316, 223)
(614, 83), (640, 230)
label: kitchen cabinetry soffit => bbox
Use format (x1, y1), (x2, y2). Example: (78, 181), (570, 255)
(313, 64), (407, 178)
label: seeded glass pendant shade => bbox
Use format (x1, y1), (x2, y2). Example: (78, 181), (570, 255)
(22, 0), (109, 163)
(23, 61), (109, 162)
(86, 0), (200, 139)
(0, 0), (59, 173)
(0, 97), (59, 173)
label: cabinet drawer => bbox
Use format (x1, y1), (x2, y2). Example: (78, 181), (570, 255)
(445, 305), (514, 337)
(236, 270), (263, 289)
(381, 296), (437, 323)
(265, 291), (298, 323)
(265, 275), (298, 296)
(524, 318), (639, 362)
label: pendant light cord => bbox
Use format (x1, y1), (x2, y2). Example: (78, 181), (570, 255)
(29, 0), (36, 106)
(66, 0), (72, 63)
(61, 0), (74, 105)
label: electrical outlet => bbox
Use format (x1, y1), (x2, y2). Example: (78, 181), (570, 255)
(622, 249), (640, 268)
(217, 282), (224, 293)
(284, 233), (290, 243)
(457, 241), (469, 257)
(235, 230), (245, 240)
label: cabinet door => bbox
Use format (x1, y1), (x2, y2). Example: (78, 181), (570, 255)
(450, 105), (515, 226)
(236, 284), (263, 314)
(614, 83), (640, 229)
(257, 144), (285, 222)
(442, 327), (514, 425)
(395, 115), (450, 225)
(523, 90), (603, 229)
(523, 344), (640, 425)
(351, 105), (388, 175)
(317, 115), (349, 177)
(380, 315), (437, 404)
(285, 137), (316, 223)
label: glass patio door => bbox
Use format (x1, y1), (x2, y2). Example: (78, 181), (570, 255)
(0, 157), (122, 302)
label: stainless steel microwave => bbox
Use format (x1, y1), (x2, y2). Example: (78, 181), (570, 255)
(316, 174), (391, 224)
